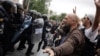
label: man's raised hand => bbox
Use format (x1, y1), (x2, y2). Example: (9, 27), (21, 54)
(94, 0), (100, 8)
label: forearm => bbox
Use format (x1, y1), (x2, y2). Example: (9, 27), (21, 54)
(92, 7), (100, 31)
(52, 41), (74, 56)
(90, 29), (98, 43)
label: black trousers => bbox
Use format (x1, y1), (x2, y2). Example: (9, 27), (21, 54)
(0, 42), (3, 56)
(37, 38), (47, 51)
(11, 33), (25, 50)
(81, 46), (95, 56)
(0, 35), (3, 56)
(3, 31), (15, 56)
(18, 34), (34, 54)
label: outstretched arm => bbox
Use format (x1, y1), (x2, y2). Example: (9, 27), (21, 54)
(92, 0), (100, 31)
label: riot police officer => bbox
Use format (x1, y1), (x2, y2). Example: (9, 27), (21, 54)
(29, 12), (44, 54)
(0, 1), (17, 56)
(11, 3), (24, 50)
(25, 10), (38, 56)
(17, 10), (38, 56)
(37, 14), (50, 51)
(0, 7), (4, 56)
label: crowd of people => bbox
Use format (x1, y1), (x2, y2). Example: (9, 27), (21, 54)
(0, 0), (100, 56)
(43, 0), (100, 56)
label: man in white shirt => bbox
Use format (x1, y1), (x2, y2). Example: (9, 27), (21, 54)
(83, 15), (99, 43)
(81, 1), (100, 55)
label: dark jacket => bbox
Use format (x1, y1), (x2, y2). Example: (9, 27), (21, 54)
(42, 20), (49, 39)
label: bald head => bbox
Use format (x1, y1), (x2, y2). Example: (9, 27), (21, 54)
(67, 14), (79, 22)
(63, 13), (80, 27)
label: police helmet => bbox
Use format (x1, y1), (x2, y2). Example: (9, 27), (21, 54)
(28, 10), (37, 16)
(37, 12), (42, 18)
(16, 3), (24, 11)
(42, 14), (48, 21)
(1, 1), (17, 13)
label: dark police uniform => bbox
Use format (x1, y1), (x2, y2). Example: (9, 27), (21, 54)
(0, 1), (16, 55)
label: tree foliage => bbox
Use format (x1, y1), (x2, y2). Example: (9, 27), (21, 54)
(50, 15), (57, 20)
(58, 13), (66, 21)
(50, 13), (66, 21)
(29, 0), (51, 14)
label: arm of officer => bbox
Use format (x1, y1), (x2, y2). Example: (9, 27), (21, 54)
(0, 11), (4, 18)
(44, 31), (83, 56)
(92, 0), (100, 31)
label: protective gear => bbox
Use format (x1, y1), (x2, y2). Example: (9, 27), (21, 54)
(37, 12), (42, 18)
(1, 1), (17, 14)
(46, 22), (52, 32)
(16, 3), (24, 15)
(12, 15), (32, 43)
(42, 14), (48, 21)
(16, 3), (24, 11)
(28, 10), (37, 16)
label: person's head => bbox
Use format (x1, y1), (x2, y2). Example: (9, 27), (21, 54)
(1, 1), (17, 14)
(62, 13), (80, 28)
(82, 14), (94, 27)
(42, 14), (48, 21)
(37, 12), (42, 18)
(46, 22), (52, 32)
(28, 10), (37, 19)
(16, 3), (24, 15)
